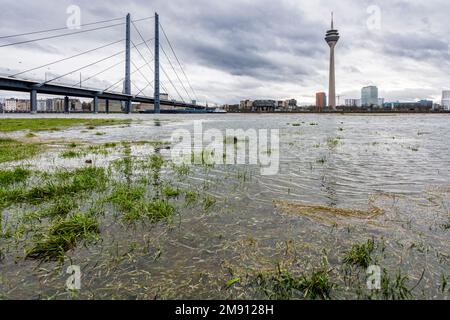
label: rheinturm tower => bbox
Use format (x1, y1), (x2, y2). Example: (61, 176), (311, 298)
(325, 12), (339, 110)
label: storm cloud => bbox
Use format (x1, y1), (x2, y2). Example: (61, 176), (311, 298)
(0, 0), (449, 104)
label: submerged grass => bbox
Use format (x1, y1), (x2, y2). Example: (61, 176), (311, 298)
(0, 168), (31, 186)
(0, 138), (42, 163)
(108, 182), (175, 223)
(379, 269), (414, 300)
(343, 239), (376, 268)
(121, 199), (176, 223)
(162, 185), (180, 198)
(26, 213), (100, 261)
(253, 267), (334, 300)
(0, 167), (107, 208)
(109, 183), (146, 214)
(0, 118), (131, 133)
(60, 150), (83, 159)
(41, 196), (78, 218)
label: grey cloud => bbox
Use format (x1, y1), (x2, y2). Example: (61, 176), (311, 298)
(0, 0), (449, 104)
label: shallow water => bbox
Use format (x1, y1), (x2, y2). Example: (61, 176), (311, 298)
(0, 113), (449, 299)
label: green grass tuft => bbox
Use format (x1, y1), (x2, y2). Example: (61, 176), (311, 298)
(254, 268), (334, 300)
(0, 118), (131, 133)
(0, 168), (31, 186)
(0, 138), (42, 163)
(342, 239), (375, 268)
(162, 185), (180, 198)
(26, 213), (99, 261)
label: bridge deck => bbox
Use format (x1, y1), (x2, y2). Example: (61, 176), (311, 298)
(0, 76), (204, 110)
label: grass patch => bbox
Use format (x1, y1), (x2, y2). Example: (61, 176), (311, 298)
(146, 200), (176, 222)
(103, 142), (118, 148)
(42, 196), (77, 218)
(149, 154), (165, 170)
(202, 195), (216, 211)
(379, 269), (414, 300)
(109, 183), (146, 214)
(171, 163), (190, 176)
(327, 138), (340, 148)
(224, 136), (244, 145)
(162, 185), (180, 198)
(60, 150), (82, 159)
(26, 213), (99, 261)
(0, 118), (131, 133)
(184, 190), (198, 205)
(121, 199), (176, 223)
(0, 138), (42, 163)
(0, 168), (31, 186)
(342, 239), (375, 268)
(253, 267), (334, 300)
(0, 167), (107, 208)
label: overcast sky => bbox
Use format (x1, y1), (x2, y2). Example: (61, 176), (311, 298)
(0, 0), (449, 104)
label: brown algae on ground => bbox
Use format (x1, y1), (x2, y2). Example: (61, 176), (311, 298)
(273, 200), (384, 225)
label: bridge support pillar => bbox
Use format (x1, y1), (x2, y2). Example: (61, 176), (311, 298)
(128, 100), (132, 113)
(93, 96), (99, 114)
(154, 12), (160, 114)
(124, 13), (131, 114)
(30, 90), (37, 114)
(64, 96), (70, 113)
(105, 99), (109, 114)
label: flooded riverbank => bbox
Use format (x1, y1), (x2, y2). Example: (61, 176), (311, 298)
(0, 114), (449, 299)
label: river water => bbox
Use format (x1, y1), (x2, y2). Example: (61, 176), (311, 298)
(0, 113), (449, 299)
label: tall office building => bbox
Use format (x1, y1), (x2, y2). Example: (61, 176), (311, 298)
(361, 86), (379, 107)
(325, 13), (340, 110)
(442, 90), (450, 110)
(316, 92), (327, 111)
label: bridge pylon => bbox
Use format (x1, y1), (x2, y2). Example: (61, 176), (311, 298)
(124, 13), (132, 113)
(154, 12), (160, 114)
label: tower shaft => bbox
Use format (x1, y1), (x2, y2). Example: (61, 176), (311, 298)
(328, 44), (336, 110)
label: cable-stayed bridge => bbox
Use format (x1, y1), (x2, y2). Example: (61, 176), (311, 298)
(0, 13), (207, 113)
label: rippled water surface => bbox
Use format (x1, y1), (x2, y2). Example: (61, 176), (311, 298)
(1, 113), (449, 299)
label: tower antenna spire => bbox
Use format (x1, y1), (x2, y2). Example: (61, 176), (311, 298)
(331, 12), (334, 29)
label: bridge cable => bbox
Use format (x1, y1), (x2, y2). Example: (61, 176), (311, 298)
(41, 38), (151, 85)
(0, 16), (154, 40)
(131, 22), (184, 102)
(44, 50), (125, 84)
(130, 37), (171, 99)
(0, 17), (125, 40)
(160, 44), (192, 101)
(160, 22), (198, 101)
(136, 82), (154, 96)
(0, 22), (125, 48)
(71, 58), (125, 88)
(10, 39), (125, 77)
(104, 60), (154, 92)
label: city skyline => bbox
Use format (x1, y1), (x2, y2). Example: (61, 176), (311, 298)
(0, 0), (450, 104)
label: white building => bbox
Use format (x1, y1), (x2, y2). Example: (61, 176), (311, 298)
(4, 99), (17, 111)
(37, 99), (47, 112)
(345, 99), (361, 107)
(442, 90), (450, 110)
